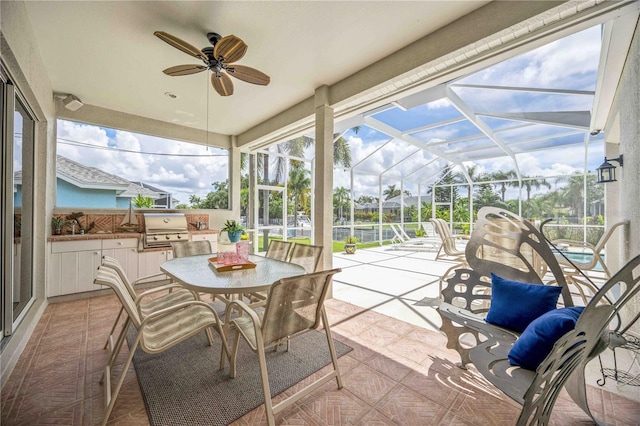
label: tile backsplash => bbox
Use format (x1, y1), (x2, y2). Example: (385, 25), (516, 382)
(50, 212), (210, 234)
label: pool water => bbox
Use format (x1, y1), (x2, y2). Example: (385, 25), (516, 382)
(556, 252), (604, 272)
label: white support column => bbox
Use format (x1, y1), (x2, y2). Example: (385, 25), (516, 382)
(418, 183), (422, 225)
(230, 137), (241, 217)
(378, 177), (383, 245)
(313, 86), (334, 271)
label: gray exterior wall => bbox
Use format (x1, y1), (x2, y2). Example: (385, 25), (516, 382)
(606, 16), (640, 334)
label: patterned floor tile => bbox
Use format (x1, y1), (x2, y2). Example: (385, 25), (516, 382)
(3, 295), (640, 426)
(376, 384), (449, 424)
(343, 363), (398, 405)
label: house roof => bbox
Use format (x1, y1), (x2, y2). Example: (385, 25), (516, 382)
(55, 155), (159, 198)
(120, 183), (161, 199)
(56, 155), (131, 191)
(383, 195), (431, 208)
(130, 182), (170, 196)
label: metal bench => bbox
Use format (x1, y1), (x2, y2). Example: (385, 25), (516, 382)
(437, 207), (640, 424)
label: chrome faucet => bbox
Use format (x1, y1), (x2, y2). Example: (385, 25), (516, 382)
(71, 220), (77, 235)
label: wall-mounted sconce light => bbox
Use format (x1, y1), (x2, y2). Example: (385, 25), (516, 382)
(596, 154), (623, 183)
(63, 94), (84, 111)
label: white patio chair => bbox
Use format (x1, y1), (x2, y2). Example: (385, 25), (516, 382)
(551, 220), (629, 304)
(171, 240), (213, 258)
(288, 243), (323, 273)
(224, 268), (343, 426)
(389, 223), (407, 246)
(265, 239), (294, 261)
(100, 255), (199, 351)
(94, 267), (228, 426)
(393, 223), (440, 251)
(431, 218), (470, 295)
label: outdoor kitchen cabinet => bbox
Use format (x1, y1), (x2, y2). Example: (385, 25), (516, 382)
(48, 240), (102, 297)
(190, 232), (218, 252)
(102, 238), (139, 283)
(137, 249), (173, 284)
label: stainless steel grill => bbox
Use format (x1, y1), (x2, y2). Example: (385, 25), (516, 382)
(142, 213), (189, 249)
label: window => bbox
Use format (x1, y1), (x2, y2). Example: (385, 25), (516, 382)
(56, 120), (230, 209)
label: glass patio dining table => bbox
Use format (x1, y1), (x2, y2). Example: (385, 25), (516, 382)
(160, 253), (306, 296)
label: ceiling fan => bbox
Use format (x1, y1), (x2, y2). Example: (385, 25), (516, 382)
(154, 31), (270, 97)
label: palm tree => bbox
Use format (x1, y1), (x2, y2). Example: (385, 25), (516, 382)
(383, 184), (401, 200)
(272, 128), (358, 183)
(452, 164), (485, 204)
(288, 168), (311, 228)
(489, 170), (518, 202)
(333, 187), (350, 223)
(522, 176), (551, 217)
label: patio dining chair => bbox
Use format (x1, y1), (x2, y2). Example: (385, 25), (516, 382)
(224, 268), (343, 426)
(171, 240), (213, 258)
(94, 266), (228, 426)
(100, 255), (199, 351)
(550, 220), (629, 304)
(288, 243), (323, 273)
(171, 240), (216, 300)
(265, 239), (294, 261)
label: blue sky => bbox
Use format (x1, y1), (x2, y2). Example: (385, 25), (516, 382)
(55, 24), (604, 206)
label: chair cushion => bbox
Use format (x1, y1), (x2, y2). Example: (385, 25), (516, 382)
(508, 306), (585, 370)
(485, 273), (562, 333)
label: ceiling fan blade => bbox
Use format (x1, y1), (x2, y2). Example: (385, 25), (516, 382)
(227, 65), (270, 86)
(154, 31), (206, 60)
(162, 64), (208, 76)
(213, 35), (248, 64)
(211, 72), (234, 96)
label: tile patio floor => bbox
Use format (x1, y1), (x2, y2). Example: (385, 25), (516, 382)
(2, 247), (639, 425)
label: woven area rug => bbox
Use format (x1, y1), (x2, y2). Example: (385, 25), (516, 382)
(127, 326), (352, 425)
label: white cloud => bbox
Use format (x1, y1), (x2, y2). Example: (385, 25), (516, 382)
(57, 120), (229, 206)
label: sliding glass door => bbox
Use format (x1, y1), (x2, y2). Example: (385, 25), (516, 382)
(1, 65), (35, 341)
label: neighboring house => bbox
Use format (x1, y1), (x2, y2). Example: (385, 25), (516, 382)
(130, 181), (173, 209)
(116, 183), (161, 208)
(382, 195), (432, 219)
(16, 155), (165, 208)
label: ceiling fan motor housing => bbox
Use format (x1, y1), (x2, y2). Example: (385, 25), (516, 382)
(207, 32), (222, 46)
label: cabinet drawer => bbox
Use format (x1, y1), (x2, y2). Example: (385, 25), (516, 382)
(191, 233), (218, 242)
(102, 238), (138, 250)
(52, 240), (101, 253)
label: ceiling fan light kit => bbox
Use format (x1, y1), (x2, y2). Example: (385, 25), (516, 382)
(154, 30), (270, 97)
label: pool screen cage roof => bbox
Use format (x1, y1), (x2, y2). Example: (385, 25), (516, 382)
(254, 14), (635, 230)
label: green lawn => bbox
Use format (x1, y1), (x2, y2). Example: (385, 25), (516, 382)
(255, 235), (391, 253)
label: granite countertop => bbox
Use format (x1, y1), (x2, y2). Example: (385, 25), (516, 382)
(47, 232), (142, 242)
(47, 229), (219, 242)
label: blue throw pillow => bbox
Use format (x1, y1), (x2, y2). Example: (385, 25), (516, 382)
(485, 273), (562, 333)
(508, 306), (584, 370)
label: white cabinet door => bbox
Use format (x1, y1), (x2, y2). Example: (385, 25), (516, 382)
(191, 233), (218, 252)
(102, 239), (139, 282)
(137, 250), (172, 283)
(48, 240), (102, 297)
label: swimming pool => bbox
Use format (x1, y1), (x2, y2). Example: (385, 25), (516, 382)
(555, 252), (604, 271)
